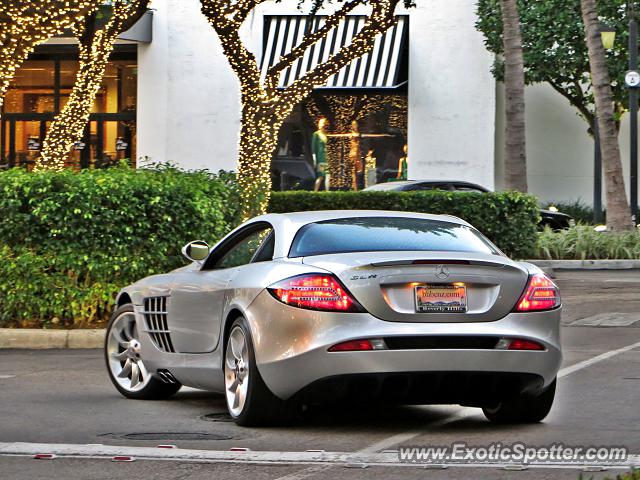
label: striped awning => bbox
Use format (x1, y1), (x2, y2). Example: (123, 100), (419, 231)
(260, 15), (407, 89)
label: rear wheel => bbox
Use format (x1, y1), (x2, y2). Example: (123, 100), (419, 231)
(224, 316), (288, 426)
(105, 304), (181, 400)
(482, 379), (556, 424)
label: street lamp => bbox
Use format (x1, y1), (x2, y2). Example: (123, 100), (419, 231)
(600, 24), (616, 49)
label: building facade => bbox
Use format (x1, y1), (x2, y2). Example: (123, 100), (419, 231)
(3, 0), (636, 205)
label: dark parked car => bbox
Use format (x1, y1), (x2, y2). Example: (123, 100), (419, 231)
(363, 180), (574, 230)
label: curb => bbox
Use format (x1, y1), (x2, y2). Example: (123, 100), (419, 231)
(0, 328), (105, 349)
(526, 259), (640, 270)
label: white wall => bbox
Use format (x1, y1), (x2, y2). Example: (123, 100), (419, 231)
(137, 0), (240, 171)
(407, 0), (496, 189)
(495, 82), (635, 206)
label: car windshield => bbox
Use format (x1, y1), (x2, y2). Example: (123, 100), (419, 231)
(289, 217), (500, 257)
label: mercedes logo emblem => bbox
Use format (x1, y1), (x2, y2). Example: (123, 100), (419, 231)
(434, 265), (450, 279)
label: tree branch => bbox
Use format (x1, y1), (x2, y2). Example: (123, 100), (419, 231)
(547, 78), (594, 128)
(119, 0), (151, 33)
(201, 1), (262, 93)
(264, 0), (360, 92)
(278, 0), (399, 108)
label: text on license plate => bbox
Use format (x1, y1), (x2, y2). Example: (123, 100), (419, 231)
(415, 284), (467, 313)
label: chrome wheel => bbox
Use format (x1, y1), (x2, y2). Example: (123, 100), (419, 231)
(107, 312), (151, 392)
(224, 326), (250, 417)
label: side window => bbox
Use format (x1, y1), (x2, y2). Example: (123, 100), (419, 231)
(251, 231), (275, 263)
(214, 227), (273, 270)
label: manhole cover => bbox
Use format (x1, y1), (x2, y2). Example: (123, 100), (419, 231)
(201, 412), (233, 423)
(100, 432), (232, 441)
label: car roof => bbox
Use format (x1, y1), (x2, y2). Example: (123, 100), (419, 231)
(222, 210), (472, 259)
(363, 180), (489, 191)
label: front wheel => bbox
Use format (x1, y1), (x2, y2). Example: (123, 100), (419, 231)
(482, 379), (556, 424)
(105, 304), (181, 400)
(224, 317), (288, 426)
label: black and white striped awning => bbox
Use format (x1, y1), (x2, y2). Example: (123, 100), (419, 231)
(260, 15), (407, 89)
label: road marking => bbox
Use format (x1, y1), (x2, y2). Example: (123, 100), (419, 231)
(277, 339), (640, 480)
(2, 341), (638, 478)
(275, 409), (478, 480)
(0, 442), (637, 471)
(558, 340), (640, 378)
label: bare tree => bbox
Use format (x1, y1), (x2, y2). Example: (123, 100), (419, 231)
(200, 0), (403, 219)
(581, 0), (634, 230)
(500, 0), (527, 192)
(36, 0), (149, 170)
(0, 0), (102, 109)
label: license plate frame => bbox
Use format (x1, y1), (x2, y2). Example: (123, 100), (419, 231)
(414, 284), (467, 313)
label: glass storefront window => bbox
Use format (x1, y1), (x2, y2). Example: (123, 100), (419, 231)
(93, 61), (137, 113)
(273, 93), (408, 191)
(59, 60), (80, 111)
(3, 60), (55, 114)
(1, 52), (137, 170)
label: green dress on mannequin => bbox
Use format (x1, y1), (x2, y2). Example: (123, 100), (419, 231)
(312, 118), (330, 191)
(312, 130), (328, 178)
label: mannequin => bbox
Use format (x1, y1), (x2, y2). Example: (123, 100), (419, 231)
(397, 143), (408, 180)
(364, 149), (377, 188)
(349, 121), (364, 190)
(312, 117), (330, 191)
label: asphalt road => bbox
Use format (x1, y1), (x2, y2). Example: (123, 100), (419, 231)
(1, 270), (640, 479)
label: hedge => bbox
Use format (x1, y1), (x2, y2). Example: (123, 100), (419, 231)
(269, 190), (540, 259)
(0, 167), (540, 328)
(0, 165), (235, 327)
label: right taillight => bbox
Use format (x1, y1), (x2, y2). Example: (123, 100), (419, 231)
(514, 273), (561, 312)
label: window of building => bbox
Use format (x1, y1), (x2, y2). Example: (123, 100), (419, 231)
(262, 15), (409, 191)
(0, 48), (137, 171)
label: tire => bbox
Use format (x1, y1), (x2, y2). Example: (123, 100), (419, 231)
(482, 379), (556, 424)
(224, 316), (289, 426)
(105, 304), (181, 400)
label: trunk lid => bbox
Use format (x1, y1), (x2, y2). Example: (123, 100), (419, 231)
(303, 251), (528, 322)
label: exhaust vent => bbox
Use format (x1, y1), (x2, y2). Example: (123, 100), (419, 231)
(142, 297), (175, 353)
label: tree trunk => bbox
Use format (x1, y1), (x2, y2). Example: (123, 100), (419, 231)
(37, 45), (114, 170)
(38, 24), (114, 171)
(237, 105), (282, 220)
(500, 0), (528, 192)
(580, 0), (634, 230)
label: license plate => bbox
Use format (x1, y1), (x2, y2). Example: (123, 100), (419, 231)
(415, 284), (467, 313)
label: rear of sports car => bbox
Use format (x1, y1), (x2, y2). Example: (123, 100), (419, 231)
(246, 216), (562, 423)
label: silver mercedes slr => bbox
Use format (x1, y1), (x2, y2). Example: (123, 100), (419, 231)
(105, 210), (562, 426)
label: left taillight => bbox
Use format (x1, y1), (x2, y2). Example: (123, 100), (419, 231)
(267, 273), (365, 312)
(514, 273), (561, 312)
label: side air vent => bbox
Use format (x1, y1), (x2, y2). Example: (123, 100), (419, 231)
(142, 297), (175, 353)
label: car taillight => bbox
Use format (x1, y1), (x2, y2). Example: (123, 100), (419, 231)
(268, 274), (365, 312)
(328, 338), (387, 352)
(495, 338), (546, 351)
(514, 273), (561, 312)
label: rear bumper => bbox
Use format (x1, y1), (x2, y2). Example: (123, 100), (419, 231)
(245, 291), (562, 400)
(294, 371), (545, 407)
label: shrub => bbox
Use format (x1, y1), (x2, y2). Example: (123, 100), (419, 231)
(536, 225), (640, 260)
(0, 165), (235, 327)
(269, 190), (540, 259)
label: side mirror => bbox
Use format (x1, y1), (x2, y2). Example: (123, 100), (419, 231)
(182, 240), (210, 262)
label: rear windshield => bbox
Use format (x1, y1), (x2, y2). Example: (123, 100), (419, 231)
(289, 217), (500, 257)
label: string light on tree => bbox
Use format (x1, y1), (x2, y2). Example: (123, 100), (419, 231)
(199, 0), (404, 219)
(0, 0), (102, 110)
(36, 0), (149, 171)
